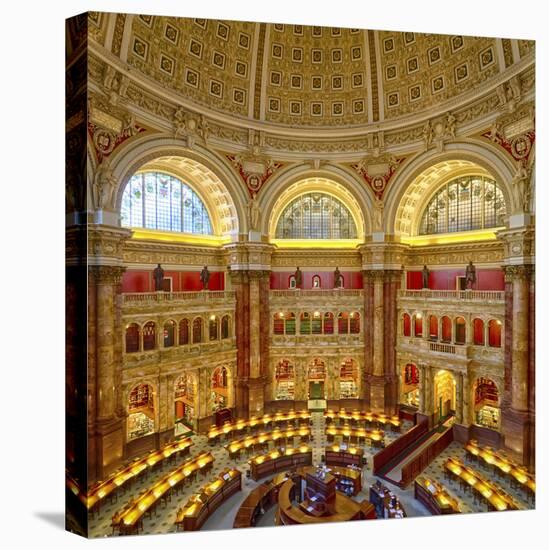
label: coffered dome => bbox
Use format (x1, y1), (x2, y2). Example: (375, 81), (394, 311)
(88, 13), (534, 130)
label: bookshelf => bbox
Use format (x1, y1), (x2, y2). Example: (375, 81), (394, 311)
(308, 359), (326, 380)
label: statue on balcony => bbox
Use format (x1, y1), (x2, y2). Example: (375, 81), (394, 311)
(153, 263), (165, 292)
(334, 267), (343, 289)
(422, 265), (430, 289)
(294, 267), (303, 289)
(465, 260), (476, 289)
(200, 266), (210, 290)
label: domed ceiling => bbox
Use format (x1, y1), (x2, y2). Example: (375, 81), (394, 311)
(89, 13), (534, 129)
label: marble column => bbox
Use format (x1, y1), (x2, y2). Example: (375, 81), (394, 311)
(501, 264), (534, 465)
(455, 373), (464, 424)
(91, 265), (126, 477)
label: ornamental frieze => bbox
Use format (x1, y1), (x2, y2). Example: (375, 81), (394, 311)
(351, 154), (406, 199)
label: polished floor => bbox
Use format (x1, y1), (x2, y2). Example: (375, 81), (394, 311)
(88, 413), (533, 537)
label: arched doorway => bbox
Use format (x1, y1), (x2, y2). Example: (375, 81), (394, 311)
(307, 358), (326, 399)
(401, 363), (419, 407)
(174, 373), (196, 435)
(127, 383), (155, 441)
(275, 359), (295, 401)
(433, 370), (456, 421)
(339, 358), (359, 399)
(211, 366), (229, 412)
(473, 377), (500, 430)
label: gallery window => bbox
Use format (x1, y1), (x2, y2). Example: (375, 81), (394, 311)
(275, 192), (357, 239)
(143, 321), (156, 351)
(419, 176), (506, 235)
(179, 319), (190, 345)
(473, 318), (485, 345)
(125, 323), (140, 353)
(192, 318), (203, 343)
(221, 315), (230, 339)
(163, 320), (176, 347)
(121, 171), (213, 235)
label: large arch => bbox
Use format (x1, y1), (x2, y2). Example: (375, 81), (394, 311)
(107, 134), (249, 238)
(260, 163), (374, 240)
(384, 139), (517, 236)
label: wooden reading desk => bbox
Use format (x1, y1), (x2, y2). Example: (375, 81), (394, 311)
(249, 446), (312, 481)
(325, 409), (401, 432)
(414, 476), (461, 515)
(175, 469), (241, 531)
(86, 437), (193, 513)
(207, 411), (311, 443)
(225, 427), (311, 459)
(444, 457), (521, 512)
(111, 451), (214, 535)
(325, 424), (384, 447)
(325, 444), (365, 468)
(464, 440), (535, 501)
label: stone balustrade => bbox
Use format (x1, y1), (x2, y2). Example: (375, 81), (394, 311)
(122, 290), (235, 305)
(399, 289), (504, 302)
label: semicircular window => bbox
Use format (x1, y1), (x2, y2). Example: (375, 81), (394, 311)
(275, 193), (357, 239)
(121, 172), (213, 235)
(419, 176), (506, 235)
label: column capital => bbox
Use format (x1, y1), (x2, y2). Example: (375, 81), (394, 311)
(89, 265), (126, 285)
(502, 264), (534, 283)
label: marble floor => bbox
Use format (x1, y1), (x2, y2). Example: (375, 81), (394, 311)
(88, 413), (533, 538)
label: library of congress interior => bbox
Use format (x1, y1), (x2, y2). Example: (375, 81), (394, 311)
(66, 12), (535, 536)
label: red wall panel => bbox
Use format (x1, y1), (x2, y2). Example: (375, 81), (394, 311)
(406, 269), (504, 291)
(269, 271), (362, 289)
(122, 270), (224, 292)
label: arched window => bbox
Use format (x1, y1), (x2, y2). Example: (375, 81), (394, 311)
(125, 323), (140, 353)
(473, 318), (485, 345)
(349, 312), (360, 334)
(338, 312), (349, 334)
(174, 374), (195, 433)
(312, 311), (322, 334)
(128, 383), (155, 440)
(275, 192), (357, 239)
(488, 319), (502, 348)
(143, 322), (156, 351)
(402, 313), (411, 337)
(192, 318), (203, 343)
(221, 315), (230, 339)
(179, 319), (189, 345)
(275, 360), (295, 400)
(419, 176), (506, 235)
(441, 316), (452, 343)
(474, 377), (500, 430)
(429, 315), (438, 340)
(163, 320), (176, 347)
(340, 358), (358, 399)
(300, 312), (311, 334)
(285, 312), (296, 335)
(273, 313), (284, 335)
(455, 317), (466, 345)
(312, 275), (321, 288)
(209, 315), (219, 341)
(414, 314), (423, 337)
(288, 275), (297, 289)
(323, 312), (334, 334)
(211, 366), (229, 412)
(121, 171), (213, 234)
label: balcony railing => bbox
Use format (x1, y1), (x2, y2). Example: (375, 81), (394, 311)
(122, 290), (235, 305)
(399, 290), (504, 301)
(429, 342), (457, 354)
(270, 289), (363, 298)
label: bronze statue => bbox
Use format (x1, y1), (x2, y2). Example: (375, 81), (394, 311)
(334, 267), (343, 289)
(295, 267), (302, 289)
(153, 263), (165, 291)
(465, 260), (476, 289)
(200, 265), (210, 290)
(422, 265), (430, 289)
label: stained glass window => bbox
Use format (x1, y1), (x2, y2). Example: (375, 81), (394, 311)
(121, 172), (213, 235)
(275, 193), (357, 239)
(419, 176), (506, 235)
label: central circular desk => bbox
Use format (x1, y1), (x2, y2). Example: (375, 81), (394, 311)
(276, 467), (375, 525)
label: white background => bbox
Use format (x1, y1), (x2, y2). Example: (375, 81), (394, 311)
(0, 0), (546, 548)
